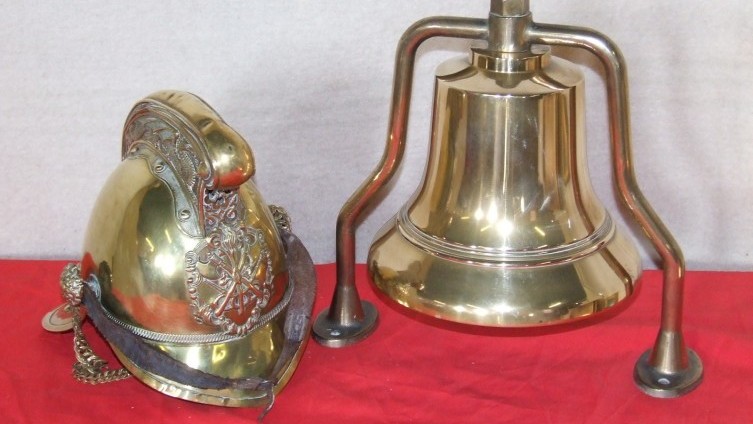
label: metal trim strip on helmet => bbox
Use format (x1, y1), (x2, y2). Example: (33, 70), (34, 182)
(88, 275), (295, 345)
(77, 230), (315, 398)
(80, 285), (272, 391)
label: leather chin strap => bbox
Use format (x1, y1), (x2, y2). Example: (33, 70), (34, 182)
(80, 230), (316, 414)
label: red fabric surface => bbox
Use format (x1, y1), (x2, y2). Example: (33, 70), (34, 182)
(1, 259), (751, 423)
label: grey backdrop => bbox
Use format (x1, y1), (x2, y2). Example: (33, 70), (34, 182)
(1, 1), (751, 270)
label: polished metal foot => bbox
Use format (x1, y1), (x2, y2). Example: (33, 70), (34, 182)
(634, 349), (703, 398)
(312, 301), (378, 348)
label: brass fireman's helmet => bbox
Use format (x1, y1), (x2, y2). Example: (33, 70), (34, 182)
(54, 91), (315, 409)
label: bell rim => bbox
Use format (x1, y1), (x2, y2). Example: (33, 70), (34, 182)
(369, 216), (642, 327)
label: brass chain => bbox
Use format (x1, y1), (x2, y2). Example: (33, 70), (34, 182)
(269, 204), (291, 232)
(70, 304), (131, 384)
(60, 263), (131, 385)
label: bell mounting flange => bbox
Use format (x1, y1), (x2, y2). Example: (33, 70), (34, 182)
(634, 349), (704, 398)
(312, 300), (378, 348)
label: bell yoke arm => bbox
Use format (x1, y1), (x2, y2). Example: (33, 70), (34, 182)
(335, 16), (488, 294)
(525, 23), (686, 333)
(314, 18), (488, 345)
(525, 21), (702, 393)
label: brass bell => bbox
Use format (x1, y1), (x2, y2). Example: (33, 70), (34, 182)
(314, 0), (702, 398)
(369, 42), (640, 328)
